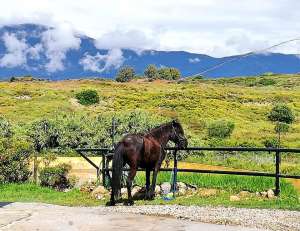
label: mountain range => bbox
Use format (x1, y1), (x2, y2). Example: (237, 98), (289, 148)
(0, 24), (300, 80)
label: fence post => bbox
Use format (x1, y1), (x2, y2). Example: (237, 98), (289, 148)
(172, 149), (178, 198)
(275, 150), (281, 196)
(102, 153), (106, 187)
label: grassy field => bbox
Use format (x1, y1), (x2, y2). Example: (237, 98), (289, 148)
(0, 74), (299, 147)
(0, 183), (99, 206)
(1, 173), (299, 210)
(1, 74), (299, 209)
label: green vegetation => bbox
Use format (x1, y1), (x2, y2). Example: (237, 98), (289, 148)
(75, 89), (100, 105)
(1, 173), (298, 210)
(39, 163), (72, 189)
(267, 104), (295, 147)
(157, 67), (181, 80)
(144, 64), (158, 79)
(207, 120), (235, 139)
(116, 66), (135, 82)
(0, 74), (299, 149)
(0, 183), (99, 206)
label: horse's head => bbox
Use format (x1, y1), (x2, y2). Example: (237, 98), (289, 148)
(170, 120), (188, 148)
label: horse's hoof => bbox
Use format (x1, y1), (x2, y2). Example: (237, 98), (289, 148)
(106, 201), (116, 206)
(124, 200), (134, 206)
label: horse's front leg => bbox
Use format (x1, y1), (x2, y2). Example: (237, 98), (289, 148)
(149, 149), (165, 199)
(145, 168), (151, 199)
(125, 167), (136, 206)
(149, 162), (162, 200)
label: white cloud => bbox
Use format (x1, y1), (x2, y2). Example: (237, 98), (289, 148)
(0, 32), (43, 68)
(95, 30), (158, 54)
(1, 1), (300, 57)
(79, 48), (124, 73)
(0, 32), (28, 67)
(189, 57), (201, 63)
(41, 24), (81, 72)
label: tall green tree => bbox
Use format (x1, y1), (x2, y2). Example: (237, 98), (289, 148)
(28, 119), (60, 183)
(144, 64), (158, 80)
(267, 104), (295, 147)
(157, 67), (181, 80)
(116, 66), (135, 82)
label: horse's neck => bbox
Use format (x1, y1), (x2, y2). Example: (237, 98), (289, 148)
(148, 125), (171, 147)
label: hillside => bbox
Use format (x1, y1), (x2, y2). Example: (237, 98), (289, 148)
(0, 74), (299, 147)
(1, 24), (300, 79)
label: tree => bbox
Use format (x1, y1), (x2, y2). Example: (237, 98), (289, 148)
(267, 104), (295, 147)
(144, 64), (158, 80)
(157, 67), (181, 80)
(28, 119), (60, 183)
(116, 66), (135, 82)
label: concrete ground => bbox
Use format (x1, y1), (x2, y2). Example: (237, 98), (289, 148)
(0, 202), (263, 231)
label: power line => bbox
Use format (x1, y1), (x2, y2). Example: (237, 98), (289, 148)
(193, 37), (300, 76)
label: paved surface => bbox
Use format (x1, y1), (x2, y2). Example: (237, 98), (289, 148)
(0, 203), (262, 231)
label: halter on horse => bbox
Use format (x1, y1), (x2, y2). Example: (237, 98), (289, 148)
(108, 120), (188, 206)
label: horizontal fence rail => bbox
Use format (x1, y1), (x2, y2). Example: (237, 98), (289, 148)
(76, 146), (300, 196)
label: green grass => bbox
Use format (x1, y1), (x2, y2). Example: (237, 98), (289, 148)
(133, 172), (300, 210)
(0, 183), (100, 206)
(1, 173), (299, 210)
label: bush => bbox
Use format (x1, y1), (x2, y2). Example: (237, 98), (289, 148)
(157, 67), (181, 80)
(28, 119), (60, 152)
(0, 116), (13, 138)
(144, 64), (158, 80)
(39, 163), (72, 190)
(116, 66), (135, 82)
(0, 149), (31, 184)
(258, 78), (276, 86)
(75, 89), (100, 106)
(207, 120), (235, 139)
(263, 138), (279, 148)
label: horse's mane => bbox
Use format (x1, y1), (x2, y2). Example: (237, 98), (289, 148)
(145, 121), (173, 139)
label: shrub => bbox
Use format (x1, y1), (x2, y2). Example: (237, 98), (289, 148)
(207, 120), (235, 139)
(144, 64), (158, 80)
(0, 116), (13, 138)
(28, 119), (60, 152)
(39, 163), (72, 190)
(75, 89), (99, 106)
(116, 66), (135, 82)
(157, 67), (181, 80)
(263, 138), (279, 148)
(258, 78), (276, 86)
(0, 149), (31, 184)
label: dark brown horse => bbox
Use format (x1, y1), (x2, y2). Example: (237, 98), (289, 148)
(108, 120), (188, 206)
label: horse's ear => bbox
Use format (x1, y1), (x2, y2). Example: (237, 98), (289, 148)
(172, 119), (178, 125)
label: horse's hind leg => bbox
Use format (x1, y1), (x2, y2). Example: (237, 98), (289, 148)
(125, 168), (136, 206)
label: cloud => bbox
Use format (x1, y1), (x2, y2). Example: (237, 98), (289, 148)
(94, 30), (158, 54)
(79, 48), (124, 73)
(0, 32), (43, 68)
(41, 24), (81, 72)
(0, 32), (28, 67)
(189, 57), (201, 63)
(1, 1), (300, 57)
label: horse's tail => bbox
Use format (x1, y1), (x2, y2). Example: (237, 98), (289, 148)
(111, 143), (124, 202)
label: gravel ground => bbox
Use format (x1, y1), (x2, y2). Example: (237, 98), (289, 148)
(96, 205), (300, 231)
